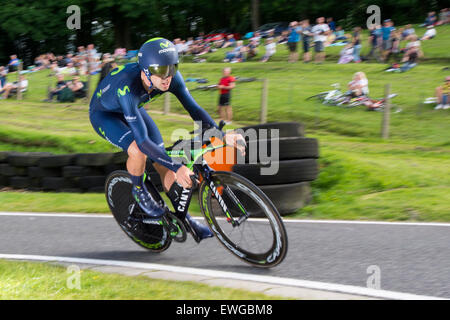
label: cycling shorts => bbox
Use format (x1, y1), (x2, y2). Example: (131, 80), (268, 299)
(89, 103), (164, 152)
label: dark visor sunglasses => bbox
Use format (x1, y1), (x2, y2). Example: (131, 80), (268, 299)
(145, 64), (178, 80)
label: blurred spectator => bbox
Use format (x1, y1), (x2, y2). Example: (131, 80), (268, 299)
(434, 76), (450, 109)
(217, 67), (235, 124)
(67, 76), (86, 99)
(43, 74), (67, 102)
(401, 24), (416, 40)
(98, 54), (118, 85)
(261, 38), (276, 62)
(1, 74), (28, 99)
(338, 43), (354, 64)
(60, 62), (77, 76)
(366, 24), (382, 61)
(246, 39), (259, 60)
(224, 40), (244, 62)
(334, 26), (348, 42)
(327, 17), (336, 32)
(287, 21), (302, 63)
(277, 30), (289, 44)
(0, 66), (7, 88)
(312, 17), (330, 63)
(348, 72), (369, 97)
(222, 34), (237, 48)
(250, 31), (262, 46)
(8, 55), (20, 72)
(352, 27), (362, 63)
(436, 8), (450, 25)
(381, 19), (396, 61)
(423, 11), (437, 26)
(113, 48), (126, 60)
(401, 35), (421, 63)
(301, 20), (313, 63)
(421, 25), (437, 40)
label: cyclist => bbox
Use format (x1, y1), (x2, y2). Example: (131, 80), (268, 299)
(89, 38), (245, 241)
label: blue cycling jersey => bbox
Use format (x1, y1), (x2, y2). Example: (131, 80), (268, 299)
(90, 62), (218, 172)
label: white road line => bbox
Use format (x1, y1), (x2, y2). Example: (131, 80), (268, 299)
(1, 212), (449, 227)
(0, 253), (445, 300)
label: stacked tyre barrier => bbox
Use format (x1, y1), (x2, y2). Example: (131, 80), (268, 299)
(0, 122), (319, 216)
(231, 122), (319, 215)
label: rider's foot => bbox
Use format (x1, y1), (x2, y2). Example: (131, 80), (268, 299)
(185, 213), (214, 240)
(132, 185), (164, 218)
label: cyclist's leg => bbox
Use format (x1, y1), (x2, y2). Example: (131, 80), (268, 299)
(90, 109), (163, 217)
(138, 109), (213, 239)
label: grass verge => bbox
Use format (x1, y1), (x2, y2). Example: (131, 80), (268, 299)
(0, 260), (283, 300)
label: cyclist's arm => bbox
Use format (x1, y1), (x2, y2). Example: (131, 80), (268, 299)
(118, 92), (182, 172)
(170, 71), (220, 131)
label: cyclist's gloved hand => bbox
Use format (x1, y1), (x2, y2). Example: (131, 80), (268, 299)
(175, 166), (197, 189)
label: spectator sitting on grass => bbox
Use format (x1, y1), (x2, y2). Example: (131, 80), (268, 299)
(348, 72), (369, 97)
(423, 11), (437, 27)
(338, 43), (354, 64)
(246, 39), (259, 60)
(420, 25), (437, 40)
(0, 75), (28, 99)
(7, 55), (20, 72)
(402, 24), (416, 40)
(434, 76), (450, 110)
(67, 76), (86, 99)
(261, 38), (276, 62)
(224, 40), (244, 62)
(43, 73), (67, 102)
(401, 35), (421, 62)
(333, 26), (348, 42)
(436, 8), (450, 26)
(59, 62), (78, 76)
(277, 30), (289, 44)
(0, 66), (6, 88)
(222, 34), (237, 48)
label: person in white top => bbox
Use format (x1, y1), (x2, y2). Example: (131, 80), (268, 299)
(348, 72), (369, 96)
(421, 25), (436, 40)
(311, 17), (330, 63)
(261, 38), (276, 62)
(1, 75), (28, 99)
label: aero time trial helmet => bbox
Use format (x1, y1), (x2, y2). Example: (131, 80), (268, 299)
(138, 38), (179, 81)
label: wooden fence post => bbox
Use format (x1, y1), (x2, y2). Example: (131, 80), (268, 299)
(381, 84), (391, 139)
(164, 92), (170, 114)
(260, 78), (268, 124)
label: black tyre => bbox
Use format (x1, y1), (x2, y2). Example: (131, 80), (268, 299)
(78, 176), (106, 189)
(241, 137), (319, 163)
(38, 154), (75, 168)
(8, 152), (52, 167)
(198, 171), (288, 268)
(237, 122), (304, 139)
(105, 171), (171, 252)
(75, 153), (114, 167)
(232, 159), (319, 185)
(63, 166), (104, 178)
(28, 166), (61, 178)
(42, 177), (76, 190)
(9, 176), (30, 189)
(259, 182), (311, 216)
(0, 164), (27, 177)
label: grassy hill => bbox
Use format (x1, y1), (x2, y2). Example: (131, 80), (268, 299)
(0, 25), (449, 221)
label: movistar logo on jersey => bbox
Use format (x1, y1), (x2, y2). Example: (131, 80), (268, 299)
(158, 41), (176, 55)
(117, 85), (130, 97)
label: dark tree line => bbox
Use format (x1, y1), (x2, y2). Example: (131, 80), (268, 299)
(0, 0), (447, 65)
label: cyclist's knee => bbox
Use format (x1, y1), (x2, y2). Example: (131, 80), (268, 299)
(127, 141), (147, 162)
